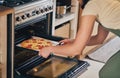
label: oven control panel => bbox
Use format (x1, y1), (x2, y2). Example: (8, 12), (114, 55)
(14, 0), (53, 25)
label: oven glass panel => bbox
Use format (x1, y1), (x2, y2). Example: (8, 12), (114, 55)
(27, 56), (77, 78)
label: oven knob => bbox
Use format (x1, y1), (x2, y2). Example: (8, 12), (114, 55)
(16, 17), (21, 22)
(40, 9), (44, 13)
(21, 15), (26, 20)
(48, 6), (53, 10)
(45, 8), (48, 12)
(26, 13), (31, 18)
(32, 10), (36, 16)
(36, 11), (40, 14)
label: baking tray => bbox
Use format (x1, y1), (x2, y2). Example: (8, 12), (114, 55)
(16, 36), (59, 51)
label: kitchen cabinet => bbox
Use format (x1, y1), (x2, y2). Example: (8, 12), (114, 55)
(0, 6), (14, 78)
(54, 22), (70, 38)
(52, 0), (79, 39)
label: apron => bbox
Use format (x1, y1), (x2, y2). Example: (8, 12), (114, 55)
(99, 29), (120, 78)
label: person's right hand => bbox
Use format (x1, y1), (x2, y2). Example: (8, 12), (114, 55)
(39, 46), (52, 58)
(59, 39), (74, 44)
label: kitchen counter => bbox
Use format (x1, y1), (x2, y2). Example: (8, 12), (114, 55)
(0, 6), (14, 16)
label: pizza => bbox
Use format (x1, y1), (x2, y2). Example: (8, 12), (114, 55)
(20, 38), (52, 51)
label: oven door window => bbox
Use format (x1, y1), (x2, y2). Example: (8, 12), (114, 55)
(26, 56), (77, 78)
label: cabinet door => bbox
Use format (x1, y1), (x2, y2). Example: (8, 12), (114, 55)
(54, 23), (70, 38)
(0, 6), (14, 78)
(0, 15), (7, 78)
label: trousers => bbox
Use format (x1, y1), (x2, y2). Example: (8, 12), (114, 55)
(99, 50), (120, 78)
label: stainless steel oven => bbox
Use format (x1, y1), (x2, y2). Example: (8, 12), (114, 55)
(1, 0), (89, 78)
(14, 15), (89, 78)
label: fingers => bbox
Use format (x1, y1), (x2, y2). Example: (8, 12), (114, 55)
(39, 50), (49, 58)
(38, 47), (51, 58)
(59, 39), (71, 44)
(40, 51), (50, 58)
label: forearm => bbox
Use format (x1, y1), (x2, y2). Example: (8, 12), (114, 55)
(86, 35), (105, 46)
(73, 15), (96, 55)
(87, 25), (109, 46)
(50, 43), (80, 57)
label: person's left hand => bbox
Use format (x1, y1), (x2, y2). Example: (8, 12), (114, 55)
(39, 47), (52, 58)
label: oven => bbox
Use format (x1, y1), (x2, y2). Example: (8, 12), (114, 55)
(14, 15), (89, 78)
(2, 0), (89, 78)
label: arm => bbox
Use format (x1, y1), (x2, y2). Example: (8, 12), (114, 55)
(87, 24), (109, 46)
(39, 15), (96, 58)
(73, 15), (96, 55)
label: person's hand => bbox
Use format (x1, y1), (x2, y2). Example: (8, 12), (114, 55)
(59, 39), (74, 44)
(39, 47), (52, 58)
